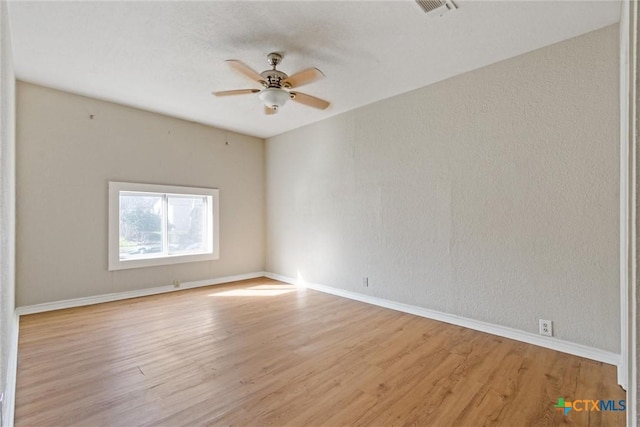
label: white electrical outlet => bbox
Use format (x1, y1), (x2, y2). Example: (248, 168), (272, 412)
(539, 319), (553, 337)
(362, 277), (369, 287)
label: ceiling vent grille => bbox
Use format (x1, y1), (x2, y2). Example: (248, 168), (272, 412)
(415, 0), (457, 17)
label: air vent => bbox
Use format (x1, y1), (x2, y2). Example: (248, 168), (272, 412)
(415, 0), (457, 17)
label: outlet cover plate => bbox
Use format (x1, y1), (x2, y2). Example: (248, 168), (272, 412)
(539, 319), (553, 337)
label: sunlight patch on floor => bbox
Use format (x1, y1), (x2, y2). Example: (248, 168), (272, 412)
(208, 284), (296, 297)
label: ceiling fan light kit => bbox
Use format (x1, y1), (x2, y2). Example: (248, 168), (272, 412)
(213, 52), (330, 115)
(259, 87), (291, 110)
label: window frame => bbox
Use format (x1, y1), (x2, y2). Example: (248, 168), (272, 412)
(108, 181), (219, 271)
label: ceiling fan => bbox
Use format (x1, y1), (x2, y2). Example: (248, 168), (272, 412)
(213, 52), (330, 115)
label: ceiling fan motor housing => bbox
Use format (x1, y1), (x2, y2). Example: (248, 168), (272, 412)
(260, 69), (288, 88)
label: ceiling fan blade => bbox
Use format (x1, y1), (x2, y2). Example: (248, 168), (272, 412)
(290, 92), (330, 110)
(264, 106), (277, 115)
(226, 60), (265, 83)
(283, 68), (325, 88)
(212, 89), (260, 97)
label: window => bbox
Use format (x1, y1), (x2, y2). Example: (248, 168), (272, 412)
(108, 182), (219, 271)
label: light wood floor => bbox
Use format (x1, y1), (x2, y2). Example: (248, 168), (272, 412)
(16, 278), (624, 426)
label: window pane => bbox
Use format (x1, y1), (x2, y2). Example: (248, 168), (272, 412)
(168, 195), (208, 255)
(119, 194), (164, 260)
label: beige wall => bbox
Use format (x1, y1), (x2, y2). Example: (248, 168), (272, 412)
(16, 82), (265, 306)
(266, 25), (620, 352)
(0, 0), (16, 419)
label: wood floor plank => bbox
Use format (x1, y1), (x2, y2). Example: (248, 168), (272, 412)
(15, 278), (625, 426)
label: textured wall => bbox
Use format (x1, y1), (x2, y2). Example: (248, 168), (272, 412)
(266, 25), (620, 353)
(16, 83), (265, 306)
(0, 0), (16, 416)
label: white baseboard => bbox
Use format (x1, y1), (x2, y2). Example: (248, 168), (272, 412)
(16, 272), (265, 316)
(2, 311), (18, 427)
(265, 272), (621, 367)
(617, 363), (627, 391)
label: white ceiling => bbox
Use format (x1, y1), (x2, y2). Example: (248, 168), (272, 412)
(8, 1), (621, 139)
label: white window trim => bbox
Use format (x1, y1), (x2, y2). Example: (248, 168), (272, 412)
(108, 181), (219, 271)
